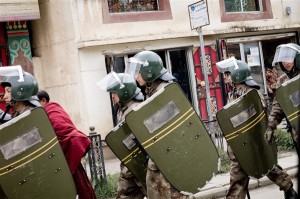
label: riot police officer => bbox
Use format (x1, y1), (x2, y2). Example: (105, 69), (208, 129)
(128, 50), (195, 199)
(99, 71), (146, 198)
(0, 67), (80, 198)
(265, 43), (300, 152)
(131, 51), (175, 97)
(1, 71), (40, 118)
(216, 58), (297, 199)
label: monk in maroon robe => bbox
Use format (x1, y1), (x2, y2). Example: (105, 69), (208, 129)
(38, 90), (97, 199)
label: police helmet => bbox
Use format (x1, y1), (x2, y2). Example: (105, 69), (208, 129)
(272, 43), (300, 69)
(129, 51), (175, 83)
(1, 72), (40, 106)
(216, 58), (260, 89)
(98, 71), (143, 102)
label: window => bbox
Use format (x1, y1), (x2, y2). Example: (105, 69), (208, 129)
(219, 0), (273, 22)
(0, 128), (42, 160)
(108, 0), (159, 13)
(103, 0), (172, 23)
(225, 0), (261, 12)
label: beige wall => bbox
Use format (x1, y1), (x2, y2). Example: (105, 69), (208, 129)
(31, 0), (300, 144)
(73, 0), (300, 48)
(32, 0), (90, 133)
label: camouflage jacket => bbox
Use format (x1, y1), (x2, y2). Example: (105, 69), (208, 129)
(145, 80), (170, 98)
(268, 72), (299, 130)
(117, 100), (141, 123)
(12, 103), (35, 118)
(228, 84), (265, 107)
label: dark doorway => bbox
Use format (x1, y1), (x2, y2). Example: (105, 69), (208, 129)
(168, 49), (192, 102)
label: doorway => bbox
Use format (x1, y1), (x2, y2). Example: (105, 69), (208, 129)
(166, 49), (192, 102)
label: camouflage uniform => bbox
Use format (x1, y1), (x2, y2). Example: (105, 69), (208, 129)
(226, 84), (293, 199)
(265, 67), (279, 103)
(145, 80), (195, 199)
(116, 100), (147, 199)
(268, 71), (299, 145)
(12, 103), (35, 118)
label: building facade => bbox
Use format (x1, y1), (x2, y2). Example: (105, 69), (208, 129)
(17, 0), (300, 158)
(0, 0), (40, 110)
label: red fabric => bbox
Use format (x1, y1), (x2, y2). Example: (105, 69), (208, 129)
(74, 163), (97, 199)
(44, 102), (91, 174)
(45, 102), (97, 199)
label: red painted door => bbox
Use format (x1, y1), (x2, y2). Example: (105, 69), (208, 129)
(193, 46), (223, 121)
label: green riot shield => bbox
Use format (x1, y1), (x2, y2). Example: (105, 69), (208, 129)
(217, 89), (277, 178)
(275, 75), (300, 133)
(0, 107), (77, 199)
(125, 82), (219, 194)
(105, 121), (147, 186)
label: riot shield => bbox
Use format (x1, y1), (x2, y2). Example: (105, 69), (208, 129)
(105, 121), (147, 186)
(275, 75), (300, 133)
(0, 107), (77, 199)
(125, 82), (219, 194)
(217, 89), (277, 178)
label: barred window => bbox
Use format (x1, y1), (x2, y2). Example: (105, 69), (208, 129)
(108, 0), (159, 13)
(220, 0), (272, 22)
(225, 0), (261, 13)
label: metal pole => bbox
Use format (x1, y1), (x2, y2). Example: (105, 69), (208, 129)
(198, 27), (215, 142)
(198, 27), (213, 122)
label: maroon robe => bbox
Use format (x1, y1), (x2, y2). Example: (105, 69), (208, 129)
(45, 102), (97, 199)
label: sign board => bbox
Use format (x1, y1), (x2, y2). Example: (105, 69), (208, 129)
(188, 0), (209, 30)
(0, 0), (40, 22)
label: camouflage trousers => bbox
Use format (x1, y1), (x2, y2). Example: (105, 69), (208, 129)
(146, 158), (195, 199)
(116, 163), (147, 199)
(226, 146), (293, 199)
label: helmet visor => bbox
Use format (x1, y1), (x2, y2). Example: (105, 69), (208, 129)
(0, 65), (24, 82)
(97, 72), (135, 91)
(216, 57), (239, 73)
(97, 71), (124, 91)
(126, 57), (149, 79)
(272, 44), (298, 66)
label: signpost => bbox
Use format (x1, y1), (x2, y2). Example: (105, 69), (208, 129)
(188, 0), (209, 29)
(188, 1), (214, 141)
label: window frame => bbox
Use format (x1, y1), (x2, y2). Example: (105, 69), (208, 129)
(102, 0), (173, 24)
(219, 0), (273, 22)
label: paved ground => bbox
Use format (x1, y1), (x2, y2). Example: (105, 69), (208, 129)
(103, 151), (298, 198)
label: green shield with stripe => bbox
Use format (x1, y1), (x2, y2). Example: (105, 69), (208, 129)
(0, 107), (77, 199)
(125, 82), (219, 194)
(217, 89), (277, 178)
(105, 121), (147, 186)
(275, 75), (300, 133)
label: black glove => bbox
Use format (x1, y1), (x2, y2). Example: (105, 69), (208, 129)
(264, 126), (274, 144)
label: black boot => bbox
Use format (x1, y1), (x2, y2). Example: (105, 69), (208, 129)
(284, 188), (298, 199)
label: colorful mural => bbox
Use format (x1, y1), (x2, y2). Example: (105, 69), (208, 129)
(6, 21), (33, 74)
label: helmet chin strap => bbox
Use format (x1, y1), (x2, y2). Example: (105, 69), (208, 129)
(7, 100), (15, 109)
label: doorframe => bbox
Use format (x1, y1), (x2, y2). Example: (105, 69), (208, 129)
(165, 47), (199, 115)
(239, 41), (268, 96)
(186, 47), (199, 115)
